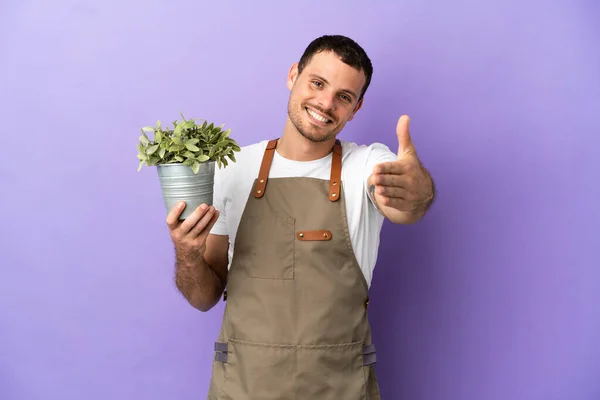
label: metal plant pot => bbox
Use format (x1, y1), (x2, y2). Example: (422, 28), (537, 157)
(156, 161), (216, 220)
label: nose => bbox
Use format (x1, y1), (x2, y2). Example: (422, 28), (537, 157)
(316, 90), (336, 111)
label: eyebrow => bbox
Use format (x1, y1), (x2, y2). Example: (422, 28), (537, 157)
(309, 74), (358, 100)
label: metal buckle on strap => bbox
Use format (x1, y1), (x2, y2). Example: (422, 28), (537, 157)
(363, 344), (377, 366)
(214, 342), (228, 363)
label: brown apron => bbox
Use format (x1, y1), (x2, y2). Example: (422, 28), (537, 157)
(207, 139), (381, 400)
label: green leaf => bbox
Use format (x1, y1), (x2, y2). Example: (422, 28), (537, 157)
(138, 160), (145, 171)
(209, 133), (221, 144)
(146, 144), (159, 155)
(141, 126), (155, 133)
(155, 131), (162, 143)
(174, 155), (184, 162)
(158, 147), (166, 158)
(139, 135), (150, 145)
(185, 143), (200, 151)
(174, 122), (183, 136)
(191, 161), (200, 174)
(197, 154), (210, 162)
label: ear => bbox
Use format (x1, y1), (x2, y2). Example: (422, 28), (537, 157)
(287, 62), (299, 90)
(347, 97), (364, 121)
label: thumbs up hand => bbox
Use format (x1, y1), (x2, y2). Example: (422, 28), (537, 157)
(369, 115), (435, 224)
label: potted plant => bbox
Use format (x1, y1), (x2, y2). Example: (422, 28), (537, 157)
(137, 113), (240, 220)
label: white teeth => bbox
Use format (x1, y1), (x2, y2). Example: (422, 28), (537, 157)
(307, 108), (329, 123)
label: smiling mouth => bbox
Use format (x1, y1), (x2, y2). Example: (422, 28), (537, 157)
(306, 107), (332, 124)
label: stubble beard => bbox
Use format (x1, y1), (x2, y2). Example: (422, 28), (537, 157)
(287, 98), (343, 143)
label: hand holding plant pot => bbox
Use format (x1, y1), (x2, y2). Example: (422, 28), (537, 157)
(137, 113), (240, 220)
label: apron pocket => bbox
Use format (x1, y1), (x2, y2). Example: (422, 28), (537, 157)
(220, 339), (296, 400)
(240, 216), (295, 280)
(219, 339), (368, 400)
(296, 341), (367, 400)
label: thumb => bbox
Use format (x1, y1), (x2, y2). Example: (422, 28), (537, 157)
(396, 115), (416, 158)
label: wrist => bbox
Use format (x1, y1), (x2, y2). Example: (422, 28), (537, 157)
(175, 245), (205, 269)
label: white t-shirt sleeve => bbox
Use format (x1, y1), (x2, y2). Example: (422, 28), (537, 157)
(210, 165), (229, 235)
(363, 143), (398, 207)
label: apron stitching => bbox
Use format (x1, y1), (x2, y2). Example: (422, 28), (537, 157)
(229, 338), (364, 349)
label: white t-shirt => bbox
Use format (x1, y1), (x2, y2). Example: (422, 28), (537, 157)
(210, 140), (397, 287)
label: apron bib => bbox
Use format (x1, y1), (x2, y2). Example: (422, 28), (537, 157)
(208, 139), (381, 399)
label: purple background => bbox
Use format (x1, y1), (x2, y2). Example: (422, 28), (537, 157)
(1, 1), (599, 399)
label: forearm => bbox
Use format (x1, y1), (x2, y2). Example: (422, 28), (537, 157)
(174, 249), (224, 312)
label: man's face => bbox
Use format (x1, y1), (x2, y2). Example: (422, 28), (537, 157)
(286, 51), (366, 143)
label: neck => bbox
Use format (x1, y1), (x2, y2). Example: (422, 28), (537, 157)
(277, 119), (336, 161)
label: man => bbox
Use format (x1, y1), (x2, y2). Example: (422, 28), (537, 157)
(166, 35), (435, 399)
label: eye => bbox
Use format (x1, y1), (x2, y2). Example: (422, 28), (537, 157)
(339, 94), (351, 102)
(311, 80), (322, 87)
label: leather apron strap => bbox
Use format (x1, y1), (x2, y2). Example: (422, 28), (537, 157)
(253, 138), (342, 202)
